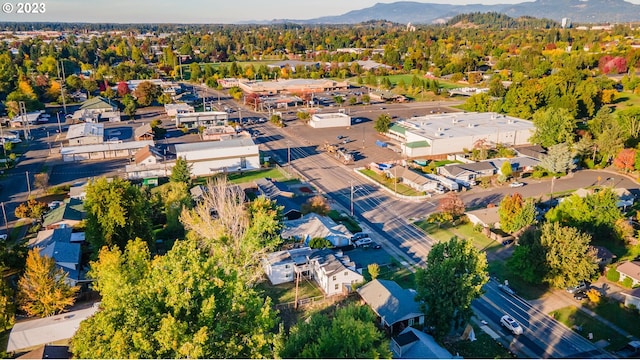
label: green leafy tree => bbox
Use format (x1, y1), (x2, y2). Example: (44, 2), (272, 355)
(415, 237), (489, 339)
(309, 237), (332, 249)
(500, 161), (513, 179)
(540, 143), (575, 174)
(0, 264), (14, 330)
(17, 248), (79, 317)
(368, 263), (380, 279)
(529, 108), (575, 147)
(540, 222), (598, 288)
(84, 177), (153, 252)
(280, 304), (391, 359)
(507, 227), (547, 283)
(121, 93), (137, 118)
(82, 79), (98, 98)
(189, 62), (202, 82)
(71, 239), (279, 358)
(170, 156), (192, 185)
(156, 181), (191, 238)
(374, 114), (392, 133)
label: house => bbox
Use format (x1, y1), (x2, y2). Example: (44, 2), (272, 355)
(391, 113), (534, 157)
(134, 145), (163, 166)
(201, 125), (238, 141)
(281, 213), (352, 247)
(76, 96), (118, 121)
(255, 178), (307, 220)
(262, 246), (313, 285)
(134, 123), (154, 141)
(590, 245), (615, 269)
(623, 287), (640, 309)
(65, 123), (104, 145)
(392, 327), (456, 359)
(357, 279), (425, 334)
(69, 182), (88, 200)
(465, 207), (500, 229)
(29, 227), (83, 286)
(490, 156), (540, 174)
(174, 138), (260, 177)
(7, 303), (100, 353)
(617, 261), (640, 287)
(308, 248), (363, 296)
(189, 185), (207, 202)
(42, 198), (86, 230)
(439, 161), (496, 187)
(125, 146), (172, 180)
(309, 113), (351, 128)
(515, 144), (547, 160)
(16, 345), (70, 359)
(388, 166), (440, 192)
(572, 187), (635, 209)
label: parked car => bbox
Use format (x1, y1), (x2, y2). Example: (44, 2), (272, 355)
(502, 239), (514, 246)
(573, 291), (587, 301)
(509, 181), (525, 188)
(351, 232), (369, 241)
(337, 135), (346, 139)
(370, 242), (382, 249)
(500, 315), (523, 335)
(566, 280), (589, 294)
(499, 284), (516, 296)
(354, 238), (373, 247)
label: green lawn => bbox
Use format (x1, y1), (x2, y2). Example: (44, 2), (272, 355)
(413, 221), (500, 254)
(611, 91), (640, 114)
(358, 169), (425, 197)
(227, 167), (287, 184)
(550, 306), (629, 351)
(256, 278), (323, 304)
(327, 210), (362, 233)
(487, 260), (549, 300)
(443, 324), (515, 359)
(587, 299), (640, 339)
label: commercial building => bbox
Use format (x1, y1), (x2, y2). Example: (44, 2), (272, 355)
(238, 78), (348, 95)
(173, 138), (260, 177)
(309, 113), (351, 128)
(389, 112), (534, 157)
(175, 111), (228, 129)
(72, 96), (120, 122)
(164, 103), (195, 117)
(61, 140), (154, 162)
(65, 123), (104, 145)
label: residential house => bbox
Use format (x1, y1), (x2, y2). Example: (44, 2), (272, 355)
(134, 123), (154, 141)
(465, 207), (500, 229)
(72, 96), (119, 122)
(255, 178), (307, 220)
(7, 304), (100, 353)
(392, 327), (457, 359)
(590, 245), (616, 269)
(65, 123), (104, 145)
(515, 144), (547, 160)
(617, 261), (640, 287)
(29, 227), (84, 285)
(357, 279), (425, 334)
(387, 166), (439, 192)
(572, 187), (635, 209)
(308, 248), (363, 296)
(438, 161), (496, 187)
(125, 145), (172, 180)
(134, 145), (163, 166)
(42, 198), (86, 230)
(623, 287), (640, 309)
(490, 156), (540, 174)
(69, 182), (88, 200)
(16, 345), (70, 359)
(262, 246), (313, 285)
(281, 213), (352, 247)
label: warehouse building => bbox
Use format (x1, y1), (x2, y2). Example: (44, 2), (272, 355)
(175, 111), (228, 129)
(61, 140), (154, 162)
(174, 138), (260, 177)
(238, 79), (348, 95)
(65, 123), (104, 146)
(389, 112), (535, 157)
(309, 113), (351, 128)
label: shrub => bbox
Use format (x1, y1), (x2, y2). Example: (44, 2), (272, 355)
(586, 288), (601, 303)
(622, 277), (633, 288)
(606, 267), (620, 282)
(368, 263), (380, 279)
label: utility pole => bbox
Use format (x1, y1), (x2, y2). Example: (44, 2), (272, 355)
(394, 165), (398, 194)
(1, 202), (7, 233)
(0, 123), (6, 167)
(362, 126), (365, 149)
(350, 180), (354, 216)
(56, 111), (63, 134)
(287, 140), (291, 174)
(26, 171), (31, 197)
(19, 101), (30, 140)
(47, 131), (51, 154)
(57, 60), (68, 115)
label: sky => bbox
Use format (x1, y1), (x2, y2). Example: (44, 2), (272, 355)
(2, 0), (639, 24)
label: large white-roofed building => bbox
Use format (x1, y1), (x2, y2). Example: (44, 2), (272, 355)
(238, 78), (348, 95)
(174, 138), (260, 177)
(175, 111), (228, 129)
(389, 112), (535, 157)
(309, 113), (351, 128)
(65, 123), (104, 145)
(61, 140), (154, 162)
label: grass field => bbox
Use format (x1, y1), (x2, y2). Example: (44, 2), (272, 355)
(443, 324), (515, 359)
(550, 306), (629, 351)
(227, 167), (287, 184)
(413, 221), (500, 253)
(256, 278), (323, 304)
(587, 299), (640, 339)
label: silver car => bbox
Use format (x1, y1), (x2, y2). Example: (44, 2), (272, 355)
(500, 315), (523, 335)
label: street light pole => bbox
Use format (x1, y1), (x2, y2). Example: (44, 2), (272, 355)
(26, 171), (31, 197)
(350, 181), (354, 216)
(1, 202), (7, 232)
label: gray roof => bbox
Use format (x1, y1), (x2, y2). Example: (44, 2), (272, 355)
(134, 123), (153, 138)
(465, 207), (500, 228)
(65, 123), (104, 140)
(357, 279), (424, 327)
(41, 241), (81, 269)
(264, 247), (313, 267)
(393, 327), (455, 359)
(7, 304), (100, 352)
(174, 138), (256, 153)
(395, 166), (436, 186)
(309, 248), (358, 276)
(30, 227), (73, 248)
(441, 161), (496, 177)
(282, 213), (351, 247)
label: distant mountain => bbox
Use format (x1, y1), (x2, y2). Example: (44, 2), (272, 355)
(263, 0), (640, 25)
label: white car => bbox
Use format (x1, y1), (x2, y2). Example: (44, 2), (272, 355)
(354, 238), (373, 247)
(500, 315), (523, 335)
(0, 234), (7, 241)
(509, 181), (525, 188)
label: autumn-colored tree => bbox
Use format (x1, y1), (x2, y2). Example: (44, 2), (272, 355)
(586, 288), (601, 303)
(133, 81), (162, 107)
(17, 248), (79, 317)
(301, 195), (330, 216)
(14, 199), (49, 220)
(438, 192), (465, 221)
(613, 148), (636, 172)
(498, 193), (536, 233)
(116, 81), (130, 97)
(368, 263), (380, 279)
